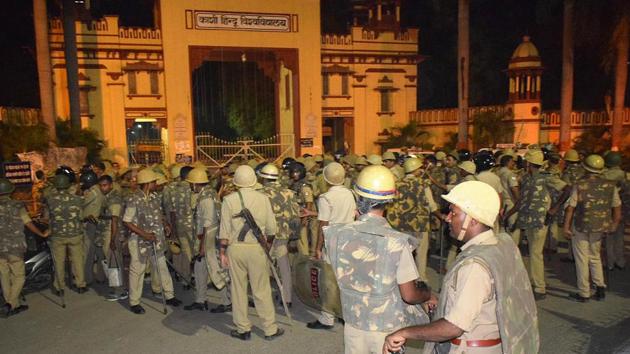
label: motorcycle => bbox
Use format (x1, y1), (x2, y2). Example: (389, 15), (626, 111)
(0, 221), (53, 304)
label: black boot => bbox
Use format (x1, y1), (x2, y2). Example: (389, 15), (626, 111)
(184, 302), (208, 311)
(594, 286), (606, 301)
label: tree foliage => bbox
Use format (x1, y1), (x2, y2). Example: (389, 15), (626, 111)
(0, 121), (49, 161)
(471, 110), (515, 149)
(571, 126), (612, 155)
(382, 122), (432, 150)
(55, 120), (104, 163)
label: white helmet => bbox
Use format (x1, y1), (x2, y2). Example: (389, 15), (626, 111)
(442, 181), (500, 228)
(233, 165), (257, 188)
(258, 163), (279, 180)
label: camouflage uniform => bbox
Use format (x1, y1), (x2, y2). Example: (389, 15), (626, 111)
(568, 175), (619, 298)
(389, 165), (405, 181)
(83, 184), (105, 285)
(602, 166), (627, 269)
(516, 171), (566, 295)
(123, 189), (176, 306)
(324, 214), (428, 353)
(170, 180), (194, 281)
(45, 189), (86, 291)
(192, 185), (230, 306)
(97, 189), (123, 271)
(542, 164), (563, 251)
(260, 181), (300, 304)
(497, 165), (521, 244)
(386, 175), (438, 280)
(561, 163), (586, 260)
(292, 179), (317, 256)
(0, 196), (31, 308)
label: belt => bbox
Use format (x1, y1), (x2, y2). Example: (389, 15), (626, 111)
(450, 338), (501, 347)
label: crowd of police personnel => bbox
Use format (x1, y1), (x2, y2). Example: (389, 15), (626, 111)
(0, 145), (627, 350)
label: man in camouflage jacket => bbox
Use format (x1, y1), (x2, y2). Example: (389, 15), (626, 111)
(0, 178), (48, 316)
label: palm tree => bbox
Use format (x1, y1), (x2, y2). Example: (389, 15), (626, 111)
(62, 0), (81, 128)
(457, 0), (469, 148)
(559, 0), (574, 152)
(33, 0), (56, 140)
(610, 3), (629, 149)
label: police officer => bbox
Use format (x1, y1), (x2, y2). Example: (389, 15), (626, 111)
(560, 149), (585, 263)
(504, 149), (569, 300)
(168, 166), (194, 286)
(258, 163), (300, 309)
(218, 165), (283, 340)
(383, 151), (404, 181)
(384, 181), (539, 354)
(323, 165), (433, 353)
(387, 157), (442, 281)
(45, 174), (87, 295)
(184, 168), (230, 312)
(97, 175), (127, 300)
(0, 178), (48, 316)
(308, 162), (357, 330)
(289, 162), (317, 256)
(602, 151), (626, 270)
(80, 170), (103, 286)
(496, 153), (521, 245)
(564, 155), (621, 302)
(123, 168), (181, 314)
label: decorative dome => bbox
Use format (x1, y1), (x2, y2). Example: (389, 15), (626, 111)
(509, 36), (542, 70)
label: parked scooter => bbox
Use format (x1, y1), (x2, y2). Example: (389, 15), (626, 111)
(0, 222), (53, 304)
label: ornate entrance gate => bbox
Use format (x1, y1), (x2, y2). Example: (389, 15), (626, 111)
(195, 133), (294, 167)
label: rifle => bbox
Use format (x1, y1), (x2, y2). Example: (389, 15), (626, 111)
(234, 191), (293, 324)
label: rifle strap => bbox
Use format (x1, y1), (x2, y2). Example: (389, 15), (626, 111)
(236, 190), (250, 242)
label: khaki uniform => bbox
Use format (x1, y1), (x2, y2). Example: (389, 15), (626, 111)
(123, 189), (175, 306)
(193, 186), (230, 305)
(83, 184), (105, 285)
(45, 190), (86, 290)
(293, 180), (317, 256)
(0, 196), (32, 308)
(97, 189), (124, 289)
(443, 232), (501, 354)
(426, 231), (539, 354)
(542, 165), (564, 251)
(568, 176), (620, 298)
(516, 171), (566, 295)
(315, 185), (357, 326)
(497, 166), (521, 244)
(389, 165), (405, 181)
(219, 187), (278, 336)
(602, 166), (626, 268)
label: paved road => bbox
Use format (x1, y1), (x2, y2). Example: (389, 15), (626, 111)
(2, 239), (630, 354)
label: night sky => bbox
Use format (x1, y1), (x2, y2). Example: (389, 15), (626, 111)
(0, 0), (624, 110)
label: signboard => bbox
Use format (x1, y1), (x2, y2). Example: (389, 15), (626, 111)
(176, 154), (193, 164)
(300, 138), (313, 147)
(3, 162), (32, 185)
(195, 11), (292, 32)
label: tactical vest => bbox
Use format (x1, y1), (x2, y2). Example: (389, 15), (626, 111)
(325, 216), (428, 332)
(0, 197), (27, 256)
(172, 181), (193, 238)
(261, 183), (299, 240)
(48, 191), (84, 238)
(516, 172), (550, 229)
(127, 190), (166, 252)
(424, 233), (539, 354)
(387, 175), (430, 233)
(574, 176), (615, 233)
